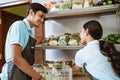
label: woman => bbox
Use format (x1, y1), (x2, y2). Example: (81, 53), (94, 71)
(1, 3), (47, 80)
(74, 20), (120, 80)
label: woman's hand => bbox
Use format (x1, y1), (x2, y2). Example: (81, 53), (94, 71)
(72, 65), (81, 75)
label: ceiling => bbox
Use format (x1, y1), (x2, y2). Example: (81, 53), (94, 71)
(2, 4), (28, 17)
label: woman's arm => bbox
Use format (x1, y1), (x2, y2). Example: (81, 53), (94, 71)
(72, 65), (81, 75)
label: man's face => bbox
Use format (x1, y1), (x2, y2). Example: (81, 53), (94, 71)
(31, 10), (46, 27)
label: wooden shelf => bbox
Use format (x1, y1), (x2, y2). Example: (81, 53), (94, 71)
(35, 44), (120, 50)
(46, 4), (118, 19)
(35, 45), (85, 50)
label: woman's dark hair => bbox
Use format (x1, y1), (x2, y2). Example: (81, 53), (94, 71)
(26, 3), (48, 16)
(99, 40), (120, 77)
(83, 20), (103, 40)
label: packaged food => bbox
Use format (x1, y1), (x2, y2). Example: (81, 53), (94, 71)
(72, 0), (84, 9)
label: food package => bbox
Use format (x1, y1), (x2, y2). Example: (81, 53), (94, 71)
(33, 64), (43, 73)
(72, 0), (84, 9)
(50, 3), (61, 11)
(33, 61), (73, 80)
(48, 39), (58, 46)
(68, 33), (81, 45)
(57, 35), (70, 46)
(60, 1), (72, 10)
(41, 35), (59, 46)
(83, 0), (93, 8)
(41, 33), (80, 46)
(43, 1), (55, 12)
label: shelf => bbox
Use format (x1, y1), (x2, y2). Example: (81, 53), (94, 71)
(35, 45), (85, 50)
(46, 4), (119, 19)
(35, 44), (120, 50)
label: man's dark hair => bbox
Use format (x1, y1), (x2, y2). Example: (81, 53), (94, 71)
(26, 3), (48, 16)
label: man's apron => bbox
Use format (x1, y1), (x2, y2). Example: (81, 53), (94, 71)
(7, 36), (36, 80)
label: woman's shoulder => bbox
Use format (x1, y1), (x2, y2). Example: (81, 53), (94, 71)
(76, 46), (88, 55)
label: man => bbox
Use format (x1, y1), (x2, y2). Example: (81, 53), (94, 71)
(1, 3), (48, 80)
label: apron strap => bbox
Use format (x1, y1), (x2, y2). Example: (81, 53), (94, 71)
(83, 63), (99, 80)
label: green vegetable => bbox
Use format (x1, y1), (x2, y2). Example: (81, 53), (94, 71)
(102, 34), (120, 44)
(72, 36), (80, 43)
(116, 0), (120, 16)
(74, 2), (81, 5)
(61, 4), (71, 9)
(33, 64), (43, 68)
(71, 33), (81, 42)
(65, 36), (70, 43)
(117, 39), (120, 43)
(107, 0), (112, 5)
(103, 2), (107, 6)
(116, 5), (120, 16)
(55, 5), (60, 8)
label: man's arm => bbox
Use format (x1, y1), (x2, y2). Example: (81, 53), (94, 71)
(11, 44), (43, 80)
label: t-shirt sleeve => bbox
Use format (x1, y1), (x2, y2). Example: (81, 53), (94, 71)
(9, 21), (26, 48)
(75, 50), (85, 67)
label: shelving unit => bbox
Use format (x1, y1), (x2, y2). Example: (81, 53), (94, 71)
(35, 44), (120, 50)
(46, 4), (119, 19)
(34, 3), (120, 80)
(35, 45), (85, 50)
(35, 4), (120, 50)
(35, 4), (120, 65)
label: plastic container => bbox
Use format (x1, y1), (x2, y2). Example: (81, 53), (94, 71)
(33, 63), (72, 80)
(50, 68), (72, 80)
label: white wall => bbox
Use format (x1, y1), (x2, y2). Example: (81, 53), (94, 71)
(32, 0), (120, 61)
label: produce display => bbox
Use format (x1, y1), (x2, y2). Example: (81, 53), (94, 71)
(33, 60), (85, 80)
(116, 0), (120, 15)
(102, 33), (120, 44)
(33, 61), (73, 80)
(72, 0), (84, 9)
(41, 33), (81, 46)
(42, 0), (119, 12)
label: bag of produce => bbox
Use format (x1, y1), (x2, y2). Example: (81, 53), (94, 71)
(60, 1), (72, 10)
(72, 0), (84, 9)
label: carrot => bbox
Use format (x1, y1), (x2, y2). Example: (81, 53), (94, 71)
(76, 0), (83, 2)
(88, 0), (93, 3)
